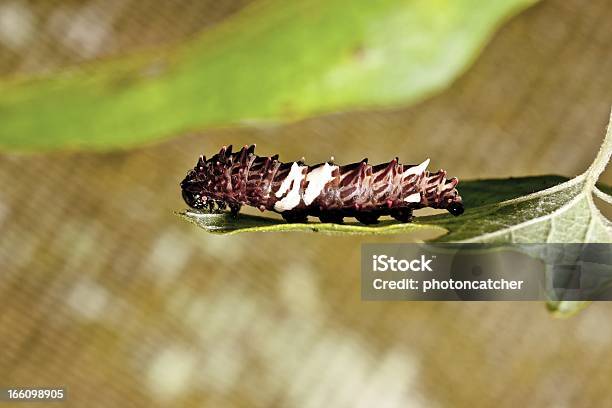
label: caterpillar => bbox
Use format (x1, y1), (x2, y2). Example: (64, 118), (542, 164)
(180, 145), (464, 224)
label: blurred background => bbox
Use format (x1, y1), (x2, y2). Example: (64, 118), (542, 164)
(1, 0), (612, 406)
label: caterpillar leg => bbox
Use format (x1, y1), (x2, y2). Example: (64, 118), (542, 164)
(319, 213), (344, 224)
(355, 213), (380, 225)
(229, 203), (241, 218)
(282, 211), (308, 223)
(205, 200), (225, 213)
(391, 208), (413, 223)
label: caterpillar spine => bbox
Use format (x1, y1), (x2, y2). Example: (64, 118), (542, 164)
(180, 144), (464, 224)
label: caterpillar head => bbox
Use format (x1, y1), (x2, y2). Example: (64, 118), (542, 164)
(181, 168), (208, 209)
(180, 145), (239, 210)
(180, 152), (214, 209)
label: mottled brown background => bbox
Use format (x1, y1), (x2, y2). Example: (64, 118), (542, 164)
(1, 0), (611, 407)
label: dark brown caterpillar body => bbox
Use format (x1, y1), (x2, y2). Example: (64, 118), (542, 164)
(181, 145), (464, 224)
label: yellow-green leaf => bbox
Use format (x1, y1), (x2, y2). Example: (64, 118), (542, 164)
(0, 0), (538, 151)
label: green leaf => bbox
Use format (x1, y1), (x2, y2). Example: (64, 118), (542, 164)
(0, 0), (538, 151)
(179, 210), (450, 237)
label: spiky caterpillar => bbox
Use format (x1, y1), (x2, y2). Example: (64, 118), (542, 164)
(180, 145), (464, 224)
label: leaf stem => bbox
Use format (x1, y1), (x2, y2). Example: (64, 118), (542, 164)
(585, 107), (612, 189)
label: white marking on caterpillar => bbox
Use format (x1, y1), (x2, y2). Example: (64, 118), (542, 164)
(275, 162), (303, 198)
(402, 158), (430, 177)
(403, 192), (421, 203)
(274, 162), (306, 211)
(303, 163), (338, 206)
